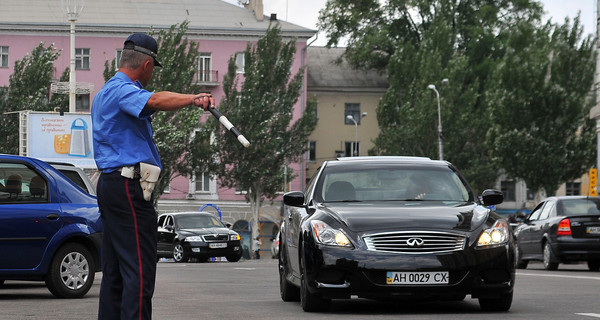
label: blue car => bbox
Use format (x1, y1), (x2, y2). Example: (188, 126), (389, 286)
(0, 154), (102, 298)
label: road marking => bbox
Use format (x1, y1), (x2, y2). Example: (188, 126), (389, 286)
(234, 267), (257, 270)
(518, 272), (600, 281)
(576, 313), (600, 318)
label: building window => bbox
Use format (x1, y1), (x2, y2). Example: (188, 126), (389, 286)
(75, 48), (90, 70)
(345, 141), (359, 157)
(0, 46), (8, 68)
(235, 52), (245, 74)
(526, 188), (535, 201)
(196, 53), (212, 82)
(194, 172), (210, 193)
(344, 103), (362, 124)
(307, 141), (316, 162)
(76, 94), (90, 112)
(115, 49), (122, 69)
(565, 182), (580, 196)
(501, 180), (516, 202)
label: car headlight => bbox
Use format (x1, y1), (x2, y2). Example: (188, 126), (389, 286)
(477, 220), (509, 247)
(185, 236), (204, 242)
(310, 220), (351, 247)
(230, 234), (240, 241)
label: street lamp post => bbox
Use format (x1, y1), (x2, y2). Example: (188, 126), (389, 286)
(427, 79), (448, 160)
(346, 112), (367, 157)
(62, 0), (84, 113)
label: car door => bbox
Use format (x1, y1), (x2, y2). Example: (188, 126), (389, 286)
(0, 163), (62, 269)
(517, 201), (545, 257)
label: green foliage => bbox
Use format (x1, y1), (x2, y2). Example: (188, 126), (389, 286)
(215, 25), (317, 205)
(0, 42), (61, 154)
(486, 16), (596, 195)
(320, 0), (595, 195)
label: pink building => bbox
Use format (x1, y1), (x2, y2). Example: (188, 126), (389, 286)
(0, 0), (316, 247)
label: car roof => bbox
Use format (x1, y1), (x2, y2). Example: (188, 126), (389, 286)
(159, 212), (217, 217)
(328, 156), (450, 167)
(543, 196), (600, 201)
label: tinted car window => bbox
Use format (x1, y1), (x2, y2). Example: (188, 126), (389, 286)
(0, 163), (48, 204)
(538, 201), (554, 220)
(176, 215), (225, 229)
(528, 202), (545, 221)
(561, 198), (600, 216)
(317, 165), (470, 202)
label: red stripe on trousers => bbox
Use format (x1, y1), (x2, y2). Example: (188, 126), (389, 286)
(125, 180), (144, 320)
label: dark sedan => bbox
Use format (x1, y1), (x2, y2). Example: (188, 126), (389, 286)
(157, 212), (243, 262)
(279, 156), (514, 312)
(514, 196), (600, 271)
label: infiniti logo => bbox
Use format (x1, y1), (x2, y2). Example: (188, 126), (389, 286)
(406, 238), (425, 247)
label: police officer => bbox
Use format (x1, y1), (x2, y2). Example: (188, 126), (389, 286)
(92, 33), (214, 320)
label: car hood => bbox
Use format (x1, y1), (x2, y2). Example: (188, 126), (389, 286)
(178, 227), (232, 236)
(319, 201), (490, 233)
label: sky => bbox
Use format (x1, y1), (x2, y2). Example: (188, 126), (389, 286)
(222, 0), (597, 47)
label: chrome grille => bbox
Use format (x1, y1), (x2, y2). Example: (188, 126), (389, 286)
(363, 231), (465, 254)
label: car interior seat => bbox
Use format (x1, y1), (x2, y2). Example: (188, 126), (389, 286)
(325, 181), (356, 201)
(29, 176), (46, 198)
(6, 174), (22, 198)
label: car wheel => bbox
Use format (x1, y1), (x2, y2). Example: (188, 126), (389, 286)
(515, 245), (528, 269)
(172, 242), (188, 263)
(478, 291), (513, 312)
(300, 246), (330, 312)
(587, 260), (600, 271)
(278, 247), (299, 302)
(543, 242), (558, 271)
(226, 252), (242, 262)
(45, 243), (95, 298)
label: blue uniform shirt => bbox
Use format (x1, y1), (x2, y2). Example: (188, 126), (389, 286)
(92, 71), (161, 172)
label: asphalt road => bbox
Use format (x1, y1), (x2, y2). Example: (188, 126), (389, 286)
(1, 258), (600, 320)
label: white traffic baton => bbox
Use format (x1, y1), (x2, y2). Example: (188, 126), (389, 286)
(208, 108), (250, 148)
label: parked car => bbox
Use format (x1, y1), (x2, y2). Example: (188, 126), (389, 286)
(157, 212), (243, 262)
(279, 156), (513, 312)
(271, 231), (280, 259)
(0, 154), (102, 298)
(514, 196), (600, 271)
(47, 162), (96, 195)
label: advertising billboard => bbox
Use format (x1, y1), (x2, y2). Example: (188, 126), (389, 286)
(27, 112), (96, 168)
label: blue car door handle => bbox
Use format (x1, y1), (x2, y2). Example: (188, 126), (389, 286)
(46, 213), (59, 220)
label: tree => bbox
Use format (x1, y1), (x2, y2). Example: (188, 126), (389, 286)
(213, 26), (317, 241)
(486, 16), (596, 195)
(102, 21), (213, 206)
(319, 0), (594, 195)
(0, 42), (62, 154)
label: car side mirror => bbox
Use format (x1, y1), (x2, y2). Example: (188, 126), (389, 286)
(165, 225), (174, 232)
(283, 191), (305, 207)
(481, 189), (503, 206)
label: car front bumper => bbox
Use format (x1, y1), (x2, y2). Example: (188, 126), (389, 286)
(183, 241), (242, 258)
(303, 242), (515, 300)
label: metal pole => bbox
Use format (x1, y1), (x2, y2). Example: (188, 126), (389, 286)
(354, 119), (358, 156)
(69, 18), (76, 113)
(427, 85), (443, 160)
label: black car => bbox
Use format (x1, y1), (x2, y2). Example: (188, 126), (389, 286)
(514, 196), (600, 271)
(279, 156), (514, 312)
(157, 212), (243, 262)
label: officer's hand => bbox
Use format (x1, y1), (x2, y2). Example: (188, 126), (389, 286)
(193, 93), (215, 110)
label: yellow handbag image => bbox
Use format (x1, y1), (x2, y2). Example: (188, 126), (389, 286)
(54, 134), (71, 154)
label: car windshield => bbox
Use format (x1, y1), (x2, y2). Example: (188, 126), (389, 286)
(177, 215), (225, 229)
(317, 164), (471, 203)
(560, 199), (600, 216)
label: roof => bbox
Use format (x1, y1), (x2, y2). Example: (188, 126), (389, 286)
(306, 47), (388, 91)
(0, 0), (315, 39)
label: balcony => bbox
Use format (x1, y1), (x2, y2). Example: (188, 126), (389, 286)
(194, 70), (219, 87)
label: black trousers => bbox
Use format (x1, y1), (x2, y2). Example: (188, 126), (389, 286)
(97, 171), (157, 320)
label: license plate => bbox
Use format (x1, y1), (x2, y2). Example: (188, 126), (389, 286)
(209, 242), (227, 249)
(386, 271), (449, 285)
(587, 226), (600, 234)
